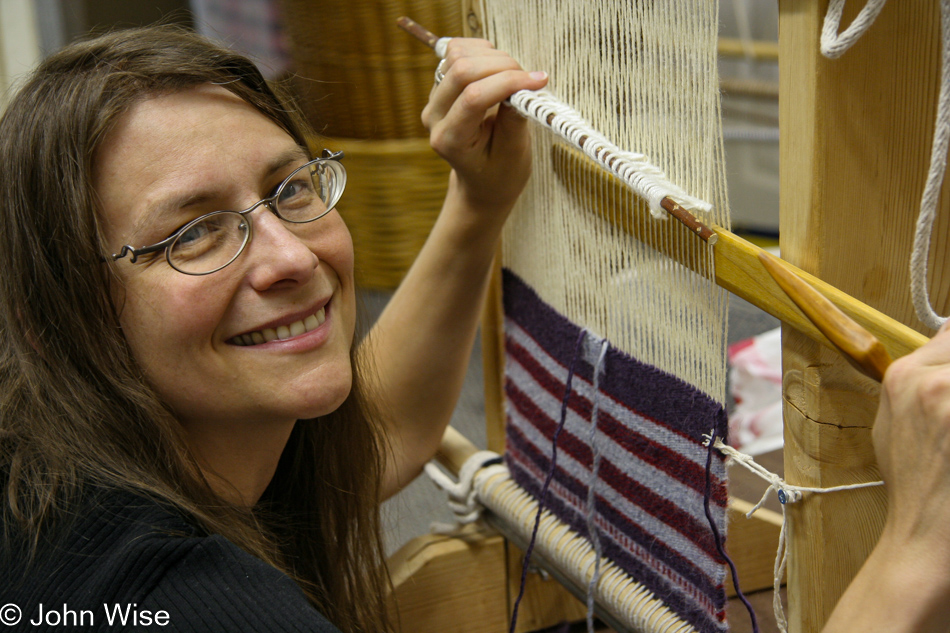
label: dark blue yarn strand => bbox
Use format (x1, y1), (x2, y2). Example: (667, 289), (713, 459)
(703, 429), (759, 633)
(508, 329), (587, 633)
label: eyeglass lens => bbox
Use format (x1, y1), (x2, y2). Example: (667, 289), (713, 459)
(167, 160), (340, 274)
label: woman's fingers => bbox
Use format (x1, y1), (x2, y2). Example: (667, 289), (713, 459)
(419, 38), (548, 213)
(429, 68), (544, 158)
(423, 53), (524, 127)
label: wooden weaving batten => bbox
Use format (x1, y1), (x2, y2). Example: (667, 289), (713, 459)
(758, 251), (892, 382)
(553, 144), (927, 362)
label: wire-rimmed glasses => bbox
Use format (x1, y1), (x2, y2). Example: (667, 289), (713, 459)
(111, 149), (346, 275)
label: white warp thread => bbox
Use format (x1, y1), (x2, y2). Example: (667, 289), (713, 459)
(822, 0), (949, 330)
(708, 437), (884, 633)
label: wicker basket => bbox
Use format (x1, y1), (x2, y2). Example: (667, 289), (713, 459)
(285, 1), (461, 289)
(317, 136), (451, 290)
(281, 0), (462, 139)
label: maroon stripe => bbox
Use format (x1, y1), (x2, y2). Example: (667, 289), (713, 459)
(505, 379), (593, 466)
(506, 381), (723, 560)
(505, 426), (724, 592)
(506, 334), (726, 505)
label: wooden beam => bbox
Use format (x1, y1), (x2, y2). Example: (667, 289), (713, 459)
(718, 37), (780, 61)
(778, 1), (949, 632)
(388, 530), (510, 633)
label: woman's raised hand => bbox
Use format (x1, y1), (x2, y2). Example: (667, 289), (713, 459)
(421, 38), (547, 218)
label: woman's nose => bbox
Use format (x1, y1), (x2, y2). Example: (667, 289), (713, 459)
(242, 208), (317, 291)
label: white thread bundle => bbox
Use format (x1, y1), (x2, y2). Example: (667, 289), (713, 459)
(709, 438), (884, 633)
(506, 90), (713, 219)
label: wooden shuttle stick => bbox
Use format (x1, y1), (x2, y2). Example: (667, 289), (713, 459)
(395, 16), (440, 49)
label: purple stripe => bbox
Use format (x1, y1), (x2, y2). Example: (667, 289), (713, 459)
(507, 334), (727, 505)
(503, 268), (728, 441)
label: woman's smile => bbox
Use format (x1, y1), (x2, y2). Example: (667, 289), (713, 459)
(230, 300), (331, 348)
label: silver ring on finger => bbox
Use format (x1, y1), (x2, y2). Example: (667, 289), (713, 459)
(434, 58), (448, 86)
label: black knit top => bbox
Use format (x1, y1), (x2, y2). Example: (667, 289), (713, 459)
(0, 486), (341, 632)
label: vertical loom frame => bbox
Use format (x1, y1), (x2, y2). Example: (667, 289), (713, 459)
(477, 0), (949, 631)
(779, 0), (949, 631)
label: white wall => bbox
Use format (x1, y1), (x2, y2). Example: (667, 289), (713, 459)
(0, 0), (41, 111)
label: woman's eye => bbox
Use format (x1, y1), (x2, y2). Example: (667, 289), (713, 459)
(178, 222), (211, 245)
(277, 178), (316, 207)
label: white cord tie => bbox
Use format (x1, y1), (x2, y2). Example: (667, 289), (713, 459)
(425, 450), (503, 528)
(704, 435), (883, 633)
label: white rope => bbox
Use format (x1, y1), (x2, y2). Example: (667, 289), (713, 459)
(706, 437), (884, 633)
(910, 0), (950, 330)
(821, 0), (949, 330)
(424, 450), (502, 529)
(820, 0), (888, 59)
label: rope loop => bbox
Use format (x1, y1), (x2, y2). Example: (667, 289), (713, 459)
(424, 450), (504, 528)
(820, 0), (888, 59)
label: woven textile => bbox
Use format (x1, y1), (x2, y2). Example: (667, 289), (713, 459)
(503, 269), (729, 633)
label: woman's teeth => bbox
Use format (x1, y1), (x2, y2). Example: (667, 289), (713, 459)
(234, 307), (326, 346)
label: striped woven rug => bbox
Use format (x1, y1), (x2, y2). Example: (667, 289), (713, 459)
(502, 268), (730, 633)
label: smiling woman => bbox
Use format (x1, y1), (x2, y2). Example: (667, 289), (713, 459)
(0, 26), (388, 633)
(0, 24), (550, 633)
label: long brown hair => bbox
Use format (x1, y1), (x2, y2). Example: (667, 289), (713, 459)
(0, 25), (390, 633)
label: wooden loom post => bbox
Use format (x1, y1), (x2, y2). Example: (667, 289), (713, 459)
(778, 1), (950, 632)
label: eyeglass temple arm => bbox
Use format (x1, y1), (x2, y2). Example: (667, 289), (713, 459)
(112, 240), (170, 264)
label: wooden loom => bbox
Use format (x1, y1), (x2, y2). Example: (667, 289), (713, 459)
(387, 1), (950, 632)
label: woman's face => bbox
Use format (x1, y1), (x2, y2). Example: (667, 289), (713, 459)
(95, 85), (356, 434)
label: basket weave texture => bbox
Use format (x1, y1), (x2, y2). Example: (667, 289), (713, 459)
(311, 137), (451, 290)
(284, 1), (461, 290)
(281, 0), (462, 139)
